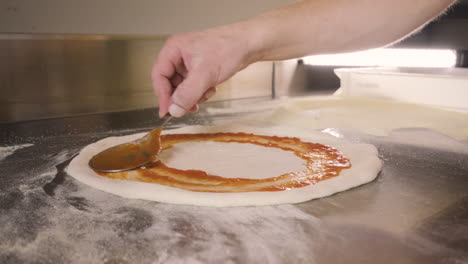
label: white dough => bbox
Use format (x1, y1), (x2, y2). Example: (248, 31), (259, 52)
(159, 141), (305, 179)
(67, 125), (383, 207)
(269, 96), (468, 141)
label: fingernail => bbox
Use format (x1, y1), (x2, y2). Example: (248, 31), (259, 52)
(169, 104), (187, 117)
(158, 111), (166, 119)
(204, 89), (216, 100)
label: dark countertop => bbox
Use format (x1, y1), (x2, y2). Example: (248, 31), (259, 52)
(1, 98), (467, 264)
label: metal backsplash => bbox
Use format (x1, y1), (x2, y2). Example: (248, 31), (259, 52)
(1, 35), (273, 123)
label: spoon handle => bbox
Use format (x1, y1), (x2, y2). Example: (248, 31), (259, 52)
(161, 114), (172, 127)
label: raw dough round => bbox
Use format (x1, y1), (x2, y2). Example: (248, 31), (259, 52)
(67, 125), (382, 207)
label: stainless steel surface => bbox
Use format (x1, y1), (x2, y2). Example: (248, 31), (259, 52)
(0, 34), (165, 123)
(89, 114), (171, 172)
(0, 99), (467, 263)
(0, 0), (293, 35)
(1, 34), (273, 123)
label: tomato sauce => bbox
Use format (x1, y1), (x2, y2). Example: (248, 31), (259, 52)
(97, 132), (351, 192)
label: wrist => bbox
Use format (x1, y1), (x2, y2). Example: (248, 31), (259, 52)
(236, 20), (268, 65)
(216, 21), (266, 69)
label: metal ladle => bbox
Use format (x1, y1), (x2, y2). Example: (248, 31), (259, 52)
(88, 115), (172, 172)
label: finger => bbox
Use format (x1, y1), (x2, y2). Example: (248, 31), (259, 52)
(169, 68), (215, 117)
(170, 72), (184, 88)
(151, 45), (181, 117)
(198, 87), (217, 104)
(152, 73), (173, 118)
(175, 63), (188, 78)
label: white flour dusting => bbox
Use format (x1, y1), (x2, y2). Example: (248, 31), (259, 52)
(0, 142), (326, 263)
(0, 144), (33, 161)
(2, 171), (325, 263)
(54, 181), (323, 264)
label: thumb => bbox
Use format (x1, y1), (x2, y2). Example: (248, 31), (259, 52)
(169, 68), (215, 117)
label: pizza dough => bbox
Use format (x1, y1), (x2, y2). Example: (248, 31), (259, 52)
(268, 97), (468, 141)
(67, 125), (382, 207)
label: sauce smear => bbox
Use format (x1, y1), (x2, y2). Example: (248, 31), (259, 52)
(97, 132), (351, 192)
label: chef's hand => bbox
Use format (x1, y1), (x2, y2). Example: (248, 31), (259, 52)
(152, 25), (256, 118)
(152, 0), (455, 118)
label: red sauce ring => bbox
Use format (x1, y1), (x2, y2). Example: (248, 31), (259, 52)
(98, 132), (351, 192)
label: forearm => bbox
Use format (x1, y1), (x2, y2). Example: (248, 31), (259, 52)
(152, 0), (456, 117)
(237, 0), (456, 63)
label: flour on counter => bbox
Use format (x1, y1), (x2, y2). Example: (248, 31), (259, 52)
(1, 151), (327, 264)
(4, 176), (323, 264)
(0, 144), (33, 161)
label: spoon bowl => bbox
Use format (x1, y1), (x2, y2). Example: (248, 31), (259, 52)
(89, 116), (172, 172)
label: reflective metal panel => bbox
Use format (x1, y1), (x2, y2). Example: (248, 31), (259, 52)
(0, 34), (273, 123)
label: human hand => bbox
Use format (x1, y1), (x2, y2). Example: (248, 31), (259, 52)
(152, 25), (255, 118)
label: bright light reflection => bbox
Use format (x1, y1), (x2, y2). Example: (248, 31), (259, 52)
(321, 128), (343, 138)
(302, 48), (456, 68)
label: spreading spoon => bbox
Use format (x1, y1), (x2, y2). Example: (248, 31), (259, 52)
(89, 115), (172, 172)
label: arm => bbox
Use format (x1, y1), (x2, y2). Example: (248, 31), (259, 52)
(152, 0), (456, 118)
